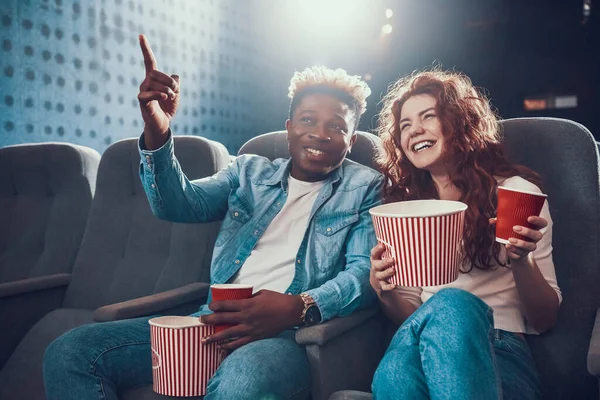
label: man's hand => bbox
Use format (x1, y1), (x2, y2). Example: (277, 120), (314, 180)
(200, 290), (305, 351)
(138, 34), (180, 149)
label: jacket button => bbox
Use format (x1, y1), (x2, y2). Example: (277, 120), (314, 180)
(326, 227), (332, 232)
(234, 212), (239, 217)
(235, 259), (240, 264)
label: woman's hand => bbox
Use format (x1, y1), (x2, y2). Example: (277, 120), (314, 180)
(370, 243), (397, 294)
(490, 216), (547, 262)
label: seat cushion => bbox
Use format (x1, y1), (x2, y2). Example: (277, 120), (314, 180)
(0, 308), (94, 399)
(62, 136), (229, 310)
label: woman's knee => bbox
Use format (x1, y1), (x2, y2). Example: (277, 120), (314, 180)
(408, 288), (494, 342)
(372, 354), (427, 399)
(428, 288), (491, 319)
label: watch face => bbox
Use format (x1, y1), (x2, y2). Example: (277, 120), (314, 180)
(305, 305), (322, 325)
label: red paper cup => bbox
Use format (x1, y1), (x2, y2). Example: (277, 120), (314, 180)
(210, 284), (253, 332)
(496, 186), (547, 244)
(149, 316), (223, 397)
(370, 200), (467, 287)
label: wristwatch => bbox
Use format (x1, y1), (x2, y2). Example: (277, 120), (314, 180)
(299, 293), (322, 326)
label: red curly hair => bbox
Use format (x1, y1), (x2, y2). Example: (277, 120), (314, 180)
(377, 70), (541, 271)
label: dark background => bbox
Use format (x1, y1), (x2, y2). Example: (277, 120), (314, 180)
(1, 0), (598, 154)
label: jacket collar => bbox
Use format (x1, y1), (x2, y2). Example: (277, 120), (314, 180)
(259, 158), (344, 189)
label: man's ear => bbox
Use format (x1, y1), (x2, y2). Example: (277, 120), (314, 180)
(285, 119), (292, 141)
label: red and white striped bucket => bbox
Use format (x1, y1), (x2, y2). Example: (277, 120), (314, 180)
(370, 200), (467, 287)
(149, 316), (223, 397)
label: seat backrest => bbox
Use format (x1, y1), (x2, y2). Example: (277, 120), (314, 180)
(0, 143), (100, 283)
(237, 130), (382, 171)
(501, 117), (600, 399)
(62, 136), (230, 309)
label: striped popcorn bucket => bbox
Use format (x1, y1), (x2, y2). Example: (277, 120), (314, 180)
(370, 200), (468, 287)
(149, 316), (224, 397)
(496, 186), (547, 244)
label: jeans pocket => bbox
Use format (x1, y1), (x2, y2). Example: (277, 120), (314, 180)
(494, 330), (541, 399)
(495, 331), (531, 358)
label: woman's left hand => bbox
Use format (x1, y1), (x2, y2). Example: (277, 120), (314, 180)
(489, 216), (547, 262)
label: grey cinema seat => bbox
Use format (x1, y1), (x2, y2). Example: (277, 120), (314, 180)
(0, 142), (100, 369)
(0, 135), (230, 399)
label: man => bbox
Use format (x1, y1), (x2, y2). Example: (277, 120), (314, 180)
(43, 34), (383, 400)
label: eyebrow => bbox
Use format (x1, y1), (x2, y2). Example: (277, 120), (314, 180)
(399, 107), (435, 124)
(297, 110), (347, 123)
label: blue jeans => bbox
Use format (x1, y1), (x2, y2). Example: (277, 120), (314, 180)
(372, 288), (541, 400)
(43, 316), (311, 400)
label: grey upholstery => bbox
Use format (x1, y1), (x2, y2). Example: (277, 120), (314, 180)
(0, 136), (231, 399)
(592, 144), (600, 399)
(503, 118), (600, 399)
(62, 137), (228, 309)
(238, 130), (382, 169)
(330, 117), (600, 400)
(589, 309), (600, 379)
(0, 142), (100, 284)
(0, 142), (100, 369)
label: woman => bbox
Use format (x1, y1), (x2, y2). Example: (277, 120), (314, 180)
(370, 70), (561, 399)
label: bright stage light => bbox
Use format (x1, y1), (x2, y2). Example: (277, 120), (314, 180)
(280, 0), (375, 43)
(385, 9), (393, 18)
(381, 24), (393, 34)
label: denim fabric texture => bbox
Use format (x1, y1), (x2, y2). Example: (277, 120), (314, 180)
(372, 288), (541, 400)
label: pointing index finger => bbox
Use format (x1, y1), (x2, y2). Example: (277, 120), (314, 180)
(139, 34), (157, 74)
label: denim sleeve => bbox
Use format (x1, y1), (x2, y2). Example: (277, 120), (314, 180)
(138, 132), (238, 223)
(306, 174), (385, 322)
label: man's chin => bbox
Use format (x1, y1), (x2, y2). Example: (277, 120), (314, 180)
(295, 166), (331, 182)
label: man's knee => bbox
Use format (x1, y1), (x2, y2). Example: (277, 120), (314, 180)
(205, 335), (310, 400)
(44, 324), (93, 378)
(207, 360), (272, 399)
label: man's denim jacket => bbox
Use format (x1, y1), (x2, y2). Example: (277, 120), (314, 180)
(139, 135), (384, 322)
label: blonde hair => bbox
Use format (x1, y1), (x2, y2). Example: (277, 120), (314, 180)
(288, 66), (371, 116)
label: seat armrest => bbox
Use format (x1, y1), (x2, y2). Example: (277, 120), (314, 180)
(587, 308), (600, 377)
(296, 308), (379, 346)
(93, 282), (210, 322)
(0, 274), (71, 298)
(298, 308), (388, 400)
(0, 274), (71, 369)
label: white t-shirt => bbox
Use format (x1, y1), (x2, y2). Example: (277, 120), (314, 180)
(230, 175), (325, 293)
(395, 176), (562, 334)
